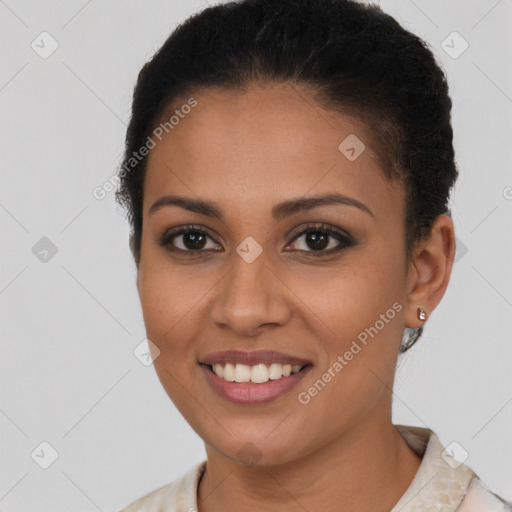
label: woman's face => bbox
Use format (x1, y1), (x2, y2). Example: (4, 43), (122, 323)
(137, 83), (419, 466)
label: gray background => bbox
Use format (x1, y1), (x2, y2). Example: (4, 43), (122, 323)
(1, 0), (511, 510)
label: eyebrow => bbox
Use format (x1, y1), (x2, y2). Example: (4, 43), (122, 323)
(148, 192), (374, 220)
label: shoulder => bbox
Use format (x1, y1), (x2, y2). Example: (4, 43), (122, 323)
(391, 424), (511, 512)
(117, 460), (206, 512)
(458, 477), (512, 512)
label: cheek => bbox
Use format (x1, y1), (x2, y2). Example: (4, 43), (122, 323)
(289, 253), (402, 332)
(290, 253), (405, 381)
(138, 267), (199, 353)
(137, 270), (206, 408)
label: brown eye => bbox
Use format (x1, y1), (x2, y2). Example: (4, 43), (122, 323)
(175, 230), (208, 250)
(159, 225), (221, 253)
(295, 231), (331, 251)
(287, 223), (355, 257)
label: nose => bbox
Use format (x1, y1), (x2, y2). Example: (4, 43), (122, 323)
(209, 249), (292, 337)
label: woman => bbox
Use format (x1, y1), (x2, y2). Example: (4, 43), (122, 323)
(115, 0), (511, 510)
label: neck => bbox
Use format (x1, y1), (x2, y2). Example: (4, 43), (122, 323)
(197, 417), (422, 512)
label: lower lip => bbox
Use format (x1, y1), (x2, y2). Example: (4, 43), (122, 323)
(200, 364), (312, 404)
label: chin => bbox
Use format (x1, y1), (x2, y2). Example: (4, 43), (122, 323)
(205, 429), (310, 468)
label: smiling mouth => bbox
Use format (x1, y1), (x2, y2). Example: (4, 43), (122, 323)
(201, 362), (312, 384)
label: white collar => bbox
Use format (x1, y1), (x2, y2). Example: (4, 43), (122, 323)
(120, 424), (512, 511)
(390, 424), (475, 511)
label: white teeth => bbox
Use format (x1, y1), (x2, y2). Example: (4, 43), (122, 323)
(234, 364), (251, 382)
(213, 363), (224, 378)
(268, 363), (282, 380)
(223, 363), (236, 382)
(210, 362), (305, 383)
(251, 363), (269, 383)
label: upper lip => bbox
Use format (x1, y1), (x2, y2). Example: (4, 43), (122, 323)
(199, 350), (312, 367)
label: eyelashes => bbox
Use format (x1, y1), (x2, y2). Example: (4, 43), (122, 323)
(159, 225), (219, 253)
(286, 223), (355, 257)
(158, 222), (356, 258)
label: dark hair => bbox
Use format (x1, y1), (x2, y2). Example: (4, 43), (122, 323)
(115, 0), (458, 353)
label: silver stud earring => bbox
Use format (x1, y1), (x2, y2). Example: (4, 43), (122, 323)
(417, 307), (427, 321)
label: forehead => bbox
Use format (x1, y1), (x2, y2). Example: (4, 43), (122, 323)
(144, 83), (404, 221)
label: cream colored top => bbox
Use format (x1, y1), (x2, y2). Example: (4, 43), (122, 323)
(118, 424), (511, 511)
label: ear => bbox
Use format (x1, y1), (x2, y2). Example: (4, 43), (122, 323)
(404, 213), (456, 328)
(129, 233), (140, 287)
